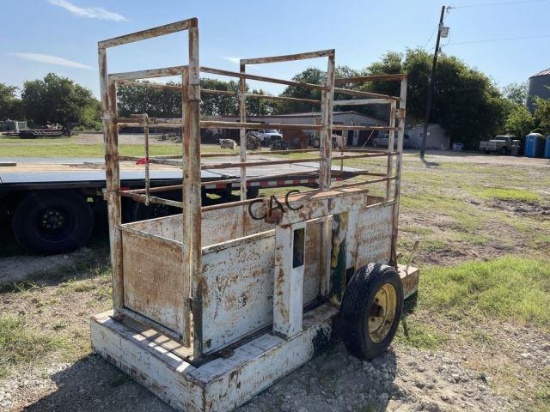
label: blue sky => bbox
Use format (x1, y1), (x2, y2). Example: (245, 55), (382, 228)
(1, 0), (549, 99)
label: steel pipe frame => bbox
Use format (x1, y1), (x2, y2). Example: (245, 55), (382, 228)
(99, 17), (200, 351)
(100, 17), (408, 357)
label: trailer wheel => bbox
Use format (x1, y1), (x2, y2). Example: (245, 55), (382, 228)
(500, 147), (508, 155)
(127, 201), (179, 222)
(12, 190), (94, 255)
(340, 263), (403, 360)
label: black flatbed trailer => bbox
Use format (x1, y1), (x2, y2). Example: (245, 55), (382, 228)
(0, 159), (358, 255)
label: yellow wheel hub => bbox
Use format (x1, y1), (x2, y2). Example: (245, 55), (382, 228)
(367, 283), (397, 343)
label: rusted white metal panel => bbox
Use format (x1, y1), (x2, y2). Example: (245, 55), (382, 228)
(201, 233), (275, 354)
(202, 204), (275, 245)
(273, 221), (306, 338)
(354, 203), (393, 268)
(122, 230), (188, 338)
(276, 187), (369, 226)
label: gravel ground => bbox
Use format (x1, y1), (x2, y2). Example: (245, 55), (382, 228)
(1, 150), (549, 411)
(1, 330), (527, 412)
(2, 281), (547, 412)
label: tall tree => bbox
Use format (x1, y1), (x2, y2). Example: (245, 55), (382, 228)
(117, 79), (279, 118)
(200, 78), (239, 116)
(0, 83), (24, 120)
(431, 56), (507, 147)
(276, 66), (359, 114)
(505, 104), (534, 138)
(358, 49), (508, 148)
(22, 73), (99, 129)
(247, 89), (277, 116)
(501, 82), (528, 106)
(117, 81), (181, 118)
(533, 97), (550, 134)
(278, 68), (325, 114)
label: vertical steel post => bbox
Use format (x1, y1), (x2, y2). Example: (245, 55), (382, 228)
(98, 46), (124, 316)
(239, 63), (248, 200)
(320, 52), (336, 305)
(143, 113), (150, 205)
(319, 51), (335, 191)
(183, 18), (202, 357)
(386, 101), (396, 201)
(390, 77), (408, 267)
(239, 63), (249, 237)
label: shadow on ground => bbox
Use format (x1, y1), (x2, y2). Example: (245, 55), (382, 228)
(23, 355), (174, 412)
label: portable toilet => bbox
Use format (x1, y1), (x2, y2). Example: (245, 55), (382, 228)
(544, 135), (550, 159)
(524, 133), (545, 158)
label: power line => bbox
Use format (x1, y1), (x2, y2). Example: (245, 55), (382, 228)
(451, 0), (548, 9)
(422, 27), (437, 50)
(447, 34), (550, 46)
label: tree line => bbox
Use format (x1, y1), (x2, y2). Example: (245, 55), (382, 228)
(1, 74), (101, 131)
(1, 48), (548, 146)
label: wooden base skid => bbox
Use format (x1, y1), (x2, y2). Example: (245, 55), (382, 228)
(90, 305), (338, 412)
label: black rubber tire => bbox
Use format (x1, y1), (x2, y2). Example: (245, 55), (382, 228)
(127, 201), (179, 222)
(340, 263), (404, 360)
(246, 187), (260, 199)
(500, 147), (508, 155)
(12, 190), (94, 255)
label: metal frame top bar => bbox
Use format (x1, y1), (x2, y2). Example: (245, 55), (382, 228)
(335, 74), (407, 85)
(99, 18), (197, 49)
(202, 66), (327, 91)
(241, 49), (335, 65)
(109, 66), (186, 81)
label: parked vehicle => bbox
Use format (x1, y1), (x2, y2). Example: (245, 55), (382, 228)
(479, 134), (518, 155)
(256, 129), (283, 146)
(372, 133), (410, 148)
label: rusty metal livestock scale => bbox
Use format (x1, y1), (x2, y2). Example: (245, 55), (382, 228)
(91, 18), (419, 412)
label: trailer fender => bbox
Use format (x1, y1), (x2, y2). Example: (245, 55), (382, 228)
(11, 190), (94, 255)
(340, 263), (404, 360)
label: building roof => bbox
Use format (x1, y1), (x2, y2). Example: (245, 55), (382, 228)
(530, 68), (550, 77)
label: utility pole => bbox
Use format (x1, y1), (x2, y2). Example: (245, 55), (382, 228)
(420, 5), (448, 160)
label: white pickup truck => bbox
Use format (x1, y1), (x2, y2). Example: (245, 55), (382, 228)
(256, 129), (283, 146)
(479, 134), (519, 155)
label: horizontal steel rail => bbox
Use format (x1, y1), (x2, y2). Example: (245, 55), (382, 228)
(201, 66), (328, 91)
(109, 66), (186, 81)
(335, 74), (407, 85)
(241, 49), (335, 65)
(99, 18), (196, 49)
